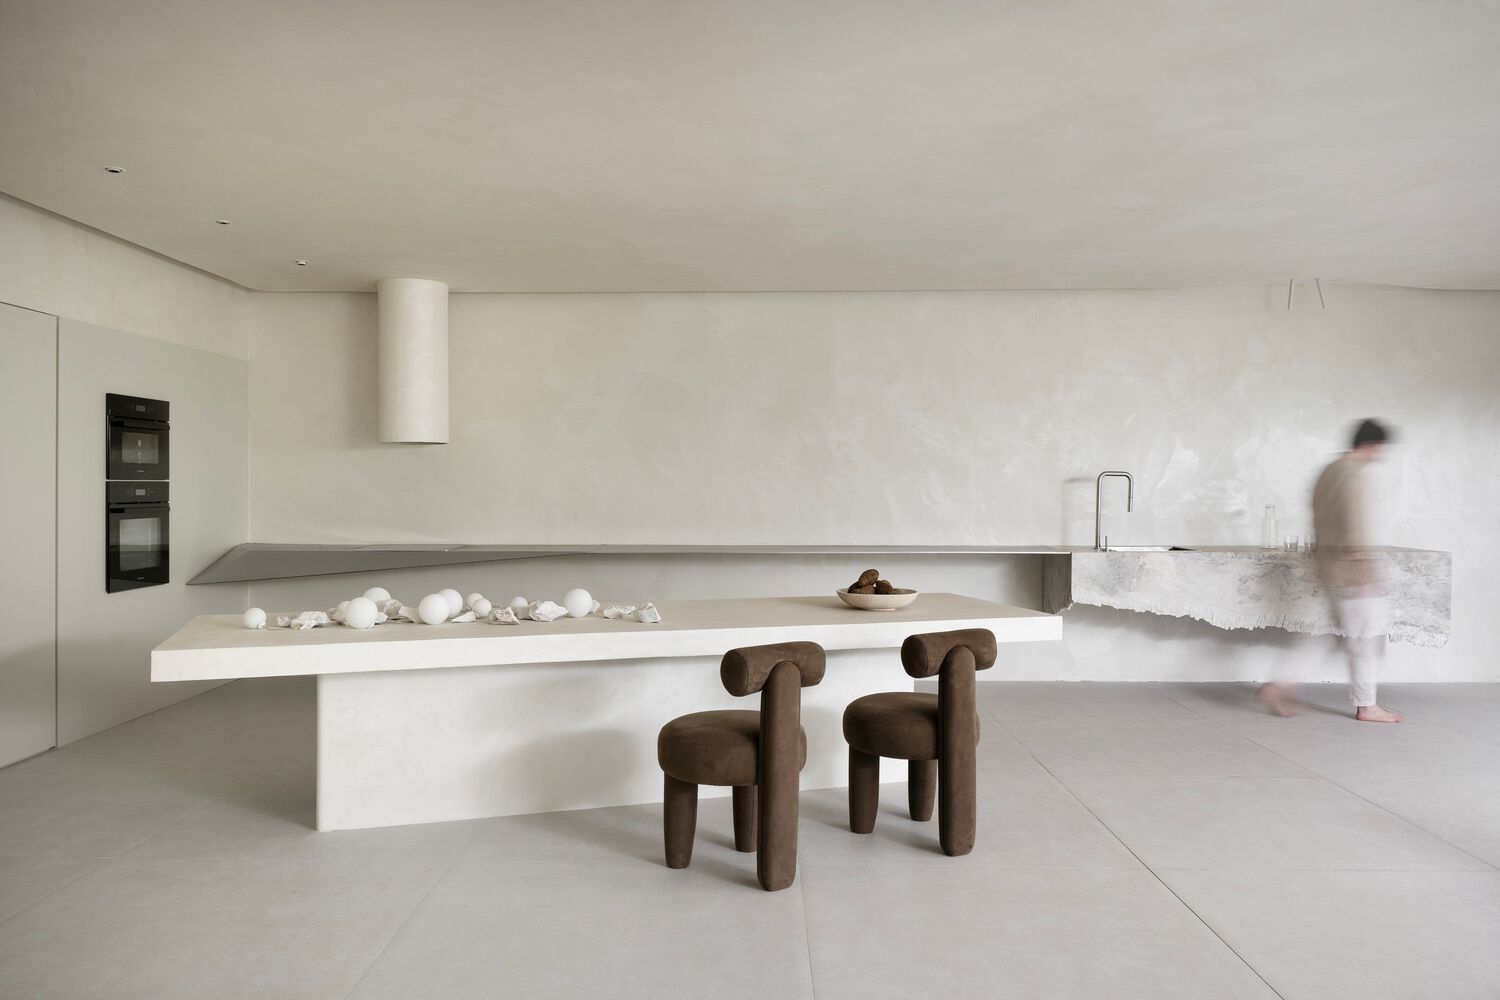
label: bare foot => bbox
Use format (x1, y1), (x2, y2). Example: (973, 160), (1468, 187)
(1257, 683), (1297, 717)
(1355, 705), (1404, 723)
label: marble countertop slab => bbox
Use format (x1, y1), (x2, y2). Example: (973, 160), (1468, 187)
(1043, 547), (1451, 647)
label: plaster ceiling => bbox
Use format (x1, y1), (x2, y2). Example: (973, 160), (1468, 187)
(2, 0), (1498, 292)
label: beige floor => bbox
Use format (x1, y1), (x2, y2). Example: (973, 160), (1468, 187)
(1, 678), (1498, 999)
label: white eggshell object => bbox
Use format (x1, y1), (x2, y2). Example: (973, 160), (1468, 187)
(439, 588), (464, 618)
(464, 592), (485, 611)
(243, 607), (267, 630)
(509, 595), (529, 610)
(418, 593), (451, 625)
(562, 588), (594, 618)
(344, 596), (379, 629)
(363, 586), (392, 603)
(470, 596), (492, 617)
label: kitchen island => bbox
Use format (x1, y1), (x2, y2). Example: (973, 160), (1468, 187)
(153, 593), (1060, 831)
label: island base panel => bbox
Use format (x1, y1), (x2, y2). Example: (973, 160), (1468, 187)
(315, 649), (910, 831)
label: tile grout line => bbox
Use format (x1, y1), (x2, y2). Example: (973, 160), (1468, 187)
(987, 707), (1291, 1000)
(0, 858), (105, 932)
(1154, 687), (1500, 873)
(0, 783), (218, 932)
(794, 875), (820, 1000)
(335, 858), (459, 1000)
(110, 795), (220, 860)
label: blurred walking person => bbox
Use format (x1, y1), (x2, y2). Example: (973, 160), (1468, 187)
(1261, 419), (1403, 721)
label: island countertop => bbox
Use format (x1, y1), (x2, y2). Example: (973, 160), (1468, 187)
(152, 592), (1062, 682)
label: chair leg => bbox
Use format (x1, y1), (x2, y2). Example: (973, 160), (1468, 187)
(908, 759), (937, 822)
(937, 755), (975, 857)
(663, 774), (698, 869)
(758, 663), (803, 892)
(936, 645), (981, 857)
(732, 784), (757, 852)
(849, 748), (880, 834)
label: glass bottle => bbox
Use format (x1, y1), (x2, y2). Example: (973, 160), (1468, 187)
(1260, 504), (1278, 548)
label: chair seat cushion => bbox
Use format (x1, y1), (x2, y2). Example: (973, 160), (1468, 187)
(842, 692), (980, 760)
(658, 710), (807, 787)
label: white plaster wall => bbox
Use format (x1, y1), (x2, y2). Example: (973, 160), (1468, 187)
(247, 285), (1500, 682)
(0, 194), (249, 359)
(56, 320), (250, 742)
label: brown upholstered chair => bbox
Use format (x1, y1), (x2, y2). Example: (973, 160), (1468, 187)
(842, 628), (996, 856)
(656, 641), (826, 891)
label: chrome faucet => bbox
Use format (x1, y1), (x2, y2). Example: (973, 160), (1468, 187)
(1095, 471), (1134, 550)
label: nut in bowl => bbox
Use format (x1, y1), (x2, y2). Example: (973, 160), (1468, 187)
(837, 569), (918, 610)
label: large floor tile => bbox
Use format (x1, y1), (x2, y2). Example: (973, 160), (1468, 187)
(127, 767), (482, 863)
(347, 862), (815, 1000)
(0, 857), (102, 923)
(1162, 870), (1500, 1000)
(1065, 775), (1487, 870)
(1376, 684), (1500, 746)
(1331, 771), (1500, 870)
(797, 761), (1140, 869)
(0, 764), (208, 859)
(1006, 718), (1311, 780)
(0, 857), (444, 1000)
(977, 681), (1209, 725)
(801, 866), (1276, 1000)
(1156, 681), (1359, 728)
(1238, 719), (1500, 785)
(460, 799), (679, 865)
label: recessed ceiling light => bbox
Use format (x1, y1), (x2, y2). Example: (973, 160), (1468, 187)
(103, 165), (126, 174)
(214, 219), (232, 226)
(294, 259), (310, 266)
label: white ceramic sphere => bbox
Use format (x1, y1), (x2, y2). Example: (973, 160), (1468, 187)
(343, 596), (379, 629)
(562, 588), (594, 618)
(470, 597), (492, 617)
(363, 586), (392, 603)
(509, 595), (529, 610)
(418, 593), (451, 625)
(439, 588), (464, 618)
(464, 592), (485, 611)
(243, 607), (266, 630)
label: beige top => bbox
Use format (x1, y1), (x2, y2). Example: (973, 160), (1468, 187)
(1311, 454), (1379, 588)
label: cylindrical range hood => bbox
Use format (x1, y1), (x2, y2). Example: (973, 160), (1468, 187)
(377, 278), (449, 444)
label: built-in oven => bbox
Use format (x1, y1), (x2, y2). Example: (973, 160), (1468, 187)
(106, 393), (170, 481)
(106, 481), (170, 592)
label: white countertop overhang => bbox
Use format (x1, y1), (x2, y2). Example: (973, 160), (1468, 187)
(152, 592), (1061, 683)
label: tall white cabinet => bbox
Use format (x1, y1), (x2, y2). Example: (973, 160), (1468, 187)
(0, 302), (57, 766)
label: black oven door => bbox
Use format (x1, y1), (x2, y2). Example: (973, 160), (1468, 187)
(107, 501), (170, 592)
(107, 417), (170, 481)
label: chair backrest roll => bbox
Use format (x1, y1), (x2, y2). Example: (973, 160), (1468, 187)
(899, 628), (997, 679)
(720, 641), (827, 697)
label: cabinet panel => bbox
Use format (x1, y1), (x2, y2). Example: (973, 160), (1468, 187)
(0, 303), (57, 766)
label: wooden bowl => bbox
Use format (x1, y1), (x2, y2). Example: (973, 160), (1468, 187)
(836, 588), (919, 611)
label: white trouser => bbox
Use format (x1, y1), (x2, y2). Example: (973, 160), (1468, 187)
(1332, 591), (1387, 708)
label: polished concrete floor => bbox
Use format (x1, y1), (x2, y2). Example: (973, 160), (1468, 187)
(1, 679), (1498, 999)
